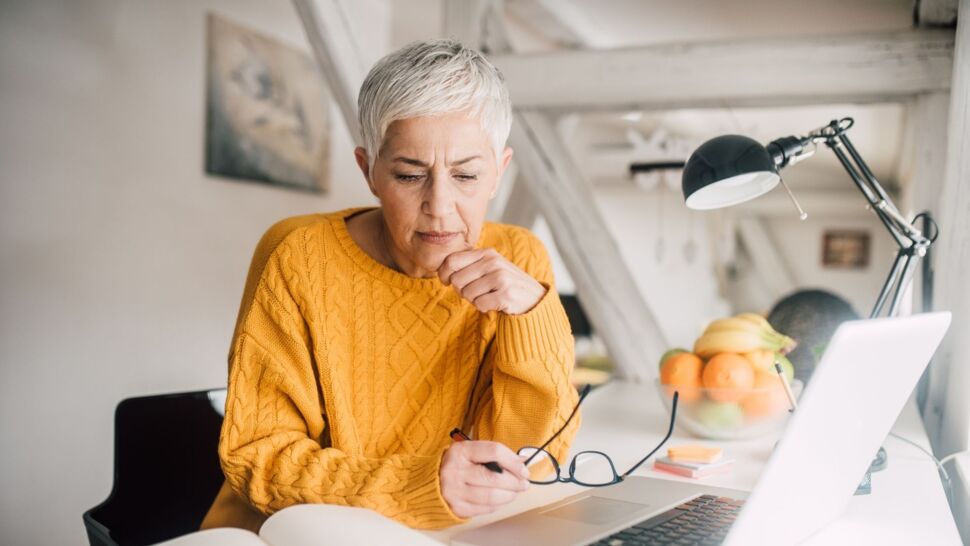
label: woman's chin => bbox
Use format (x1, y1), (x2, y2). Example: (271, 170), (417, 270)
(410, 251), (453, 277)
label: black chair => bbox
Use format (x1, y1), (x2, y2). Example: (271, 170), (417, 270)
(84, 389), (226, 546)
(560, 294), (593, 338)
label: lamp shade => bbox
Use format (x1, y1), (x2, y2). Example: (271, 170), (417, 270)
(681, 135), (780, 210)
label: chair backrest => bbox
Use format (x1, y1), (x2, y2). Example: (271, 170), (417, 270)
(84, 389), (226, 546)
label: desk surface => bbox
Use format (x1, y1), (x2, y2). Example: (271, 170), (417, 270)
(424, 380), (961, 545)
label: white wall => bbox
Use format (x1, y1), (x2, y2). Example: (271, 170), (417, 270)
(530, 186), (731, 353)
(731, 213), (898, 318)
(0, 1), (387, 544)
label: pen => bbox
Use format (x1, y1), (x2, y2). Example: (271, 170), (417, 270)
(774, 360), (798, 412)
(449, 428), (504, 473)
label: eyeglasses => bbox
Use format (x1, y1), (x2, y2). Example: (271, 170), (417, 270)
(517, 385), (680, 487)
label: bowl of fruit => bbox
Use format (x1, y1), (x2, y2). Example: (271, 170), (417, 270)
(656, 313), (803, 440)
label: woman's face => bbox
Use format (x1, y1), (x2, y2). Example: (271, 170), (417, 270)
(355, 111), (513, 278)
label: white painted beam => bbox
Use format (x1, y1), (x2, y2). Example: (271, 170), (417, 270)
(736, 216), (796, 303)
(293, 0), (368, 146)
(927, 0), (970, 461)
(443, 0), (491, 47)
(490, 30), (955, 111)
(498, 173), (539, 228)
(917, 0), (959, 26)
(733, 188), (883, 218)
(510, 110), (669, 382)
(897, 92), (950, 318)
(504, 0), (610, 49)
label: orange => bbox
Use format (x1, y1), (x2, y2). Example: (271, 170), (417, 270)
(702, 353), (755, 402)
(741, 371), (789, 418)
(659, 352), (704, 402)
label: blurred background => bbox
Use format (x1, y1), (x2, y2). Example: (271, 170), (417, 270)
(1, 0), (967, 544)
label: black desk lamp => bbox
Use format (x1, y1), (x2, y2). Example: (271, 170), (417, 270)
(681, 118), (942, 485)
(681, 118), (937, 319)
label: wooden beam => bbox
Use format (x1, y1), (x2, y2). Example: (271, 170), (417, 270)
(292, 0), (367, 146)
(510, 110), (669, 382)
(735, 217), (795, 303)
(489, 30), (955, 111)
(917, 0), (959, 26)
(926, 0), (970, 459)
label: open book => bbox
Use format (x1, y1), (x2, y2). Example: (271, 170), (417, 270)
(158, 504), (442, 546)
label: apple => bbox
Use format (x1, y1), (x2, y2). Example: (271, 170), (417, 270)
(694, 399), (744, 429)
(775, 354), (795, 382)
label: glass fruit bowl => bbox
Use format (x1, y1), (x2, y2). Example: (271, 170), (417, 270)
(655, 378), (803, 440)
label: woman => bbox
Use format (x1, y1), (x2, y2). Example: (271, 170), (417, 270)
(201, 39), (579, 531)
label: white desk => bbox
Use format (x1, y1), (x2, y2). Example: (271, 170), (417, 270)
(424, 380), (962, 545)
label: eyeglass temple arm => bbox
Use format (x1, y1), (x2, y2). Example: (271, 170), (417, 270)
(522, 384), (592, 466)
(621, 391), (679, 478)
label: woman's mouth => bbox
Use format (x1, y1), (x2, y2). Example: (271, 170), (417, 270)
(417, 231), (460, 245)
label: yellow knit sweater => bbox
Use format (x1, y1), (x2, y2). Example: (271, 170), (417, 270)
(213, 208), (579, 530)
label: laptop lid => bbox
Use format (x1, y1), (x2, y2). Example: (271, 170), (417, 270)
(724, 312), (951, 545)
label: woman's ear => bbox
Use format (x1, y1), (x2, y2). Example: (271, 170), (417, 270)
(354, 147), (378, 196)
(491, 147), (515, 199)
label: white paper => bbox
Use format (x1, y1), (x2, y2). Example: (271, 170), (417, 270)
(155, 528), (268, 546)
(260, 504), (441, 546)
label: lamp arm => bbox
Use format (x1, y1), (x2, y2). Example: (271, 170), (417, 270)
(825, 138), (913, 249)
(809, 119), (932, 317)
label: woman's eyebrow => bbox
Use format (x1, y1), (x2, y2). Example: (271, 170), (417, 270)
(392, 155), (481, 167)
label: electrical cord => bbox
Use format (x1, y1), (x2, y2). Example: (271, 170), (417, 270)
(888, 431), (952, 504)
(940, 450), (970, 467)
(911, 212), (940, 243)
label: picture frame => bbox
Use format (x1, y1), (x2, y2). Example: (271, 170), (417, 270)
(205, 13), (330, 193)
(821, 230), (870, 269)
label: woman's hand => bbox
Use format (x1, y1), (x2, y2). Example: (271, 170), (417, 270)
(440, 440), (530, 518)
(438, 248), (547, 315)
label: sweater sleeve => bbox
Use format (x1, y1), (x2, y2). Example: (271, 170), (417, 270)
(218, 231), (463, 529)
(471, 229), (580, 467)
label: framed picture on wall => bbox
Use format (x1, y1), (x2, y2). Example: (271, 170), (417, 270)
(822, 230), (870, 269)
(205, 13), (330, 193)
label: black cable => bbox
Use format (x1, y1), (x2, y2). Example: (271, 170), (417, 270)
(912, 212), (940, 243)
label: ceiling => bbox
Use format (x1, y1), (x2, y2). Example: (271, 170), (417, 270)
(498, 0), (917, 194)
(391, 0), (924, 196)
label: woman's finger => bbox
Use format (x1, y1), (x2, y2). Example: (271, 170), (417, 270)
(448, 256), (495, 294)
(459, 270), (504, 303)
(471, 290), (507, 314)
(438, 249), (486, 285)
(462, 441), (530, 480)
(449, 500), (498, 519)
(455, 483), (519, 508)
(462, 462), (530, 491)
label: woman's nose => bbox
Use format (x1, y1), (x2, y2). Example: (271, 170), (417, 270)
(422, 174), (456, 217)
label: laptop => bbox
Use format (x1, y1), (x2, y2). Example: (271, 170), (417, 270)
(452, 312), (951, 546)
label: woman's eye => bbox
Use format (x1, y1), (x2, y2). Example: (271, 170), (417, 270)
(394, 173), (424, 182)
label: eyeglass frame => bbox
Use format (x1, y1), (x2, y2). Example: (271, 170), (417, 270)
(517, 384), (680, 487)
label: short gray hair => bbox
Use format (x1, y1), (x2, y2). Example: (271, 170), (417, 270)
(357, 39), (512, 169)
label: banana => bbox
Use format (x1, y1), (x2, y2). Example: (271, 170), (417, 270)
(700, 314), (798, 358)
(742, 349), (775, 373)
(702, 317), (767, 336)
(735, 313), (775, 332)
(735, 313), (799, 352)
(693, 329), (788, 359)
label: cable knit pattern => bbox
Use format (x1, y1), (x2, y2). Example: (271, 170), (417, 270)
(215, 208), (579, 530)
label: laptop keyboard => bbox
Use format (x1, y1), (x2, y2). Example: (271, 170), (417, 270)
(589, 494), (744, 546)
